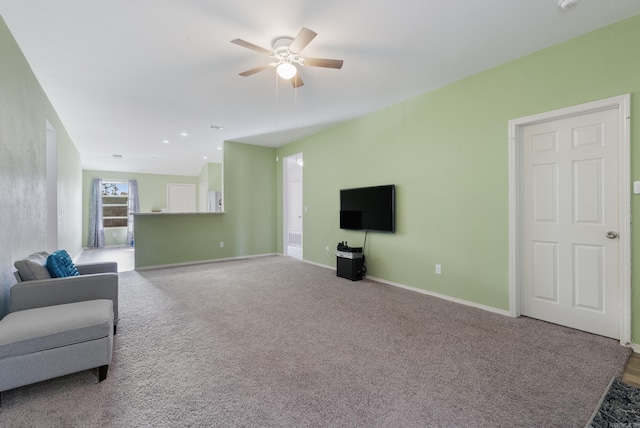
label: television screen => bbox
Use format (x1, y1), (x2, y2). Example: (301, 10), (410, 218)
(340, 185), (395, 232)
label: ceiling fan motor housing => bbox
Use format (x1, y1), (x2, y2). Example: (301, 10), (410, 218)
(272, 37), (294, 51)
(272, 37), (302, 66)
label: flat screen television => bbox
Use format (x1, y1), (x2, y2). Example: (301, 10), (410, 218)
(340, 184), (395, 233)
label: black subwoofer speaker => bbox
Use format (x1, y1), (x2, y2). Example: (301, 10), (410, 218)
(336, 256), (363, 281)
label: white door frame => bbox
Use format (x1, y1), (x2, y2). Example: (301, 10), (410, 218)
(508, 94), (631, 346)
(166, 183), (196, 213)
(282, 153), (303, 258)
(45, 120), (58, 253)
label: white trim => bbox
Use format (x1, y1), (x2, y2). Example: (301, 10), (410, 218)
(282, 153), (304, 259)
(300, 258), (334, 270)
(508, 94), (631, 346)
(630, 343), (640, 354)
(45, 120), (58, 253)
(619, 95), (632, 345)
(140, 252), (539, 324)
(367, 275), (512, 317)
(166, 182), (196, 213)
(134, 253), (279, 271)
(282, 157), (288, 257)
(299, 257), (512, 317)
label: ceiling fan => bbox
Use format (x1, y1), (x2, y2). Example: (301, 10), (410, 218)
(231, 27), (343, 88)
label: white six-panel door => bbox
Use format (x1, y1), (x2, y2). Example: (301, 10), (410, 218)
(521, 108), (620, 339)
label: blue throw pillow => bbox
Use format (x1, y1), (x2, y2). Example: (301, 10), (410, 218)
(46, 250), (80, 278)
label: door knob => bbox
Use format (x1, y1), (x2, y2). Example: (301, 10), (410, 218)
(606, 231), (618, 239)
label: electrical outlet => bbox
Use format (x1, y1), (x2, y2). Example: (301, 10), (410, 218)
(325, 245), (330, 252)
(219, 241), (224, 248)
(112, 232), (117, 238)
(435, 264), (442, 275)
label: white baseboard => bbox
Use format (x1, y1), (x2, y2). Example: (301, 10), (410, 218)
(300, 258), (334, 271)
(366, 275), (512, 317)
(298, 258), (511, 317)
(366, 273), (639, 350)
(140, 255), (635, 345)
(135, 253), (279, 271)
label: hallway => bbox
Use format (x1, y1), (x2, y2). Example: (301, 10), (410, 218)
(76, 246), (135, 272)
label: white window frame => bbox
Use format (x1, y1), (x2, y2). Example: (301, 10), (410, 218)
(102, 181), (129, 228)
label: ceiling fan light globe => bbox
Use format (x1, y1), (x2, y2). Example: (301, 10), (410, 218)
(277, 63), (297, 80)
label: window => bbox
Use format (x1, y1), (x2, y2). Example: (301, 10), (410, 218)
(102, 181), (129, 228)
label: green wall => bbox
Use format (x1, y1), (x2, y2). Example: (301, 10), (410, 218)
(82, 170), (199, 246)
(134, 141), (276, 268)
(209, 162), (223, 211)
(208, 163), (223, 193)
(198, 162), (223, 211)
(134, 213), (229, 267)
(223, 141), (277, 258)
(277, 15), (640, 340)
(3, 9), (638, 342)
(0, 16), (83, 316)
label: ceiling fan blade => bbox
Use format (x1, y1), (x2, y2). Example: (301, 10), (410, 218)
(291, 74), (304, 88)
(288, 27), (317, 53)
(303, 58), (344, 69)
(239, 65), (271, 77)
(231, 39), (273, 56)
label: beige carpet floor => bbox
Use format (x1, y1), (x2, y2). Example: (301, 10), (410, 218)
(0, 256), (631, 427)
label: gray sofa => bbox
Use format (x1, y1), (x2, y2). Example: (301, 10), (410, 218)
(0, 299), (114, 405)
(0, 252), (120, 404)
(11, 252), (119, 333)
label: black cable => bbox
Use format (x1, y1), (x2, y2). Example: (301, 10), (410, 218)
(361, 231), (368, 277)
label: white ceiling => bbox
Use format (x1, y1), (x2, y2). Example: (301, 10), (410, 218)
(2, 1), (639, 176)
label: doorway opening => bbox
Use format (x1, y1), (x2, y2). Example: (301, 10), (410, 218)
(283, 153), (303, 260)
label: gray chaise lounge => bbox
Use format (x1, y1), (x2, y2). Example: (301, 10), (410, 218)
(11, 252), (119, 333)
(0, 299), (114, 405)
(0, 252), (119, 404)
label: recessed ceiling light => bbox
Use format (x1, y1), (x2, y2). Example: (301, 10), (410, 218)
(217, 147), (223, 151)
(162, 139), (170, 144)
(210, 125), (225, 130)
(180, 131), (188, 137)
(203, 156), (208, 160)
